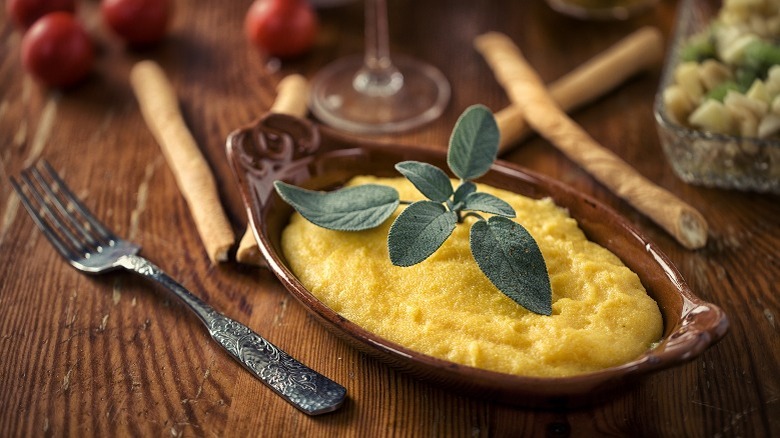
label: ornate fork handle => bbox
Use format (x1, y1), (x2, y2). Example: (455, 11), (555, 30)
(116, 254), (347, 415)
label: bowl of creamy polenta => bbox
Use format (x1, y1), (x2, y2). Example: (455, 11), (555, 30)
(227, 114), (729, 408)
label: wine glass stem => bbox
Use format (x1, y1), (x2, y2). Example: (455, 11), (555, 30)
(354, 0), (403, 97)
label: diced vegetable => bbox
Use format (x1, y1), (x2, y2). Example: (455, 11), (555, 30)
(689, 99), (735, 135)
(699, 59), (733, 91)
(664, 0), (780, 139)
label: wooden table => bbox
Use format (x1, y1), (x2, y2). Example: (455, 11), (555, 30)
(1, 0), (778, 436)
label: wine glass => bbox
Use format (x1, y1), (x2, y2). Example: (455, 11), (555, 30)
(309, 0), (450, 134)
(545, 0), (660, 20)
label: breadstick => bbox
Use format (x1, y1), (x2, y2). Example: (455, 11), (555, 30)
(475, 32), (708, 249)
(268, 74), (310, 116)
(236, 74), (310, 266)
(130, 60), (235, 263)
(496, 26), (664, 154)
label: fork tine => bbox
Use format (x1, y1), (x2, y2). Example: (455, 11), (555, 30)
(24, 165), (96, 252)
(10, 174), (80, 261)
(38, 161), (118, 244)
(28, 163), (107, 252)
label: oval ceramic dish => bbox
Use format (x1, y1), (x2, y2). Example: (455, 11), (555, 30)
(226, 114), (729, 408)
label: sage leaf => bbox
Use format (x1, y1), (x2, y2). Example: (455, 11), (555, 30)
(447, 105), (500, 180)
(463, 192), (516, 218)
(274, 181), (399, 231)
(388, 201), (457, 266)
(395, 161), (453, 203)
(453, 181), (477, 205)
(470, 216), (552, 315)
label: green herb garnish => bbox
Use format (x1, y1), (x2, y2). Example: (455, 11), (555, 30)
(274, 105), (553, 315)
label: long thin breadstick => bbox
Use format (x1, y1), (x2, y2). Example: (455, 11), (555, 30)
(130, 60), (235, 263)
(475, 32), (708, 249)
(268, 74), (310, 116)
(236, 74), (310, 266)
(496, 26), (664, 154)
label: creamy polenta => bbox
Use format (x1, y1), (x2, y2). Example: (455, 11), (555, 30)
(281, 176), (663, 377)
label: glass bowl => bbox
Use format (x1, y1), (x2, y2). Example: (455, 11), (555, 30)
(654, 0), (780, 193)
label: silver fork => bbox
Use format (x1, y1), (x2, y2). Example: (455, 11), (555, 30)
(10, 161), (346, 415)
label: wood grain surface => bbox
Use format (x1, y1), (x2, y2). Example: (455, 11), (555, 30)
(1, 0), (778, 436)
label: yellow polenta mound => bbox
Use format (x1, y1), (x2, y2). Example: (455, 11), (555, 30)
(281, 176), (663, 377)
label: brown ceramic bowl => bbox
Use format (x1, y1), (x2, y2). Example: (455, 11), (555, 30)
(226, 114), (728, 408)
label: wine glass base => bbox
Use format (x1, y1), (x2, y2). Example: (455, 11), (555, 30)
(545, 0), (659, 20)
(310, 55), (451, 134)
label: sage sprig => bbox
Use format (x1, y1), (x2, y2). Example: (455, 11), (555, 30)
(273, 104), (552, 315)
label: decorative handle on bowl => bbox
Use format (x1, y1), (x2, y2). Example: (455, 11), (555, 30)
(237, 113), (321, 184)
(228, 113), (323, 266)
(662, 303), (729, 362)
